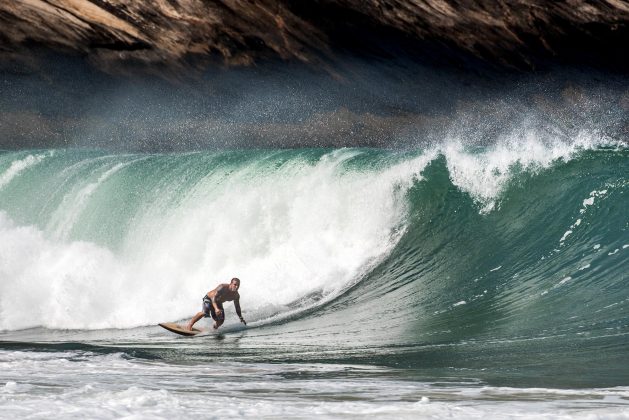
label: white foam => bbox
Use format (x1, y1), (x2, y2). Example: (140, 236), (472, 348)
(2, 381), (17, 392)
(0, 153), (47, 189)
(560, 187), (608, 245)
(555, 277), (572, 288)
(441, 130), (598, 213)
(560, 230), (572, 242)
(1, 350), (628, 420)
(581, 189), (609, 211)
(0, 211), (125, 330)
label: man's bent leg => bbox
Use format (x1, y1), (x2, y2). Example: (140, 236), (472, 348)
(187, 312), (204, 330)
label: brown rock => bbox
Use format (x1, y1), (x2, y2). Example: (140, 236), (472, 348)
(1, 1), (628, 77)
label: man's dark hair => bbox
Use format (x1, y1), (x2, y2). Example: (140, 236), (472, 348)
(231, 277), (240, 284)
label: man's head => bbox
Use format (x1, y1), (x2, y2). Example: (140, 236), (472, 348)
(229, 277), (240, 291)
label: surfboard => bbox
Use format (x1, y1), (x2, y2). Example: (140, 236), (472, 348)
(158, 322), (203, 336)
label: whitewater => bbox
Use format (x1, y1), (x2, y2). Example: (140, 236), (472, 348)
(1, 134), (628, 418)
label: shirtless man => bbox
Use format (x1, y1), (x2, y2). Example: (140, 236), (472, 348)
(187, 278), (246, 330)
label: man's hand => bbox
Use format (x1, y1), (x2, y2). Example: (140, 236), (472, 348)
(239, 316), (247, 326)
(215, 308), (223, 317)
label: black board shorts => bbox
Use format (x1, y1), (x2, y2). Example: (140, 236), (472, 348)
(202, 296), (225, 322)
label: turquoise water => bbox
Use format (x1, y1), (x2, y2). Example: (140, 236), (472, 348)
(0, 141), (628, 417)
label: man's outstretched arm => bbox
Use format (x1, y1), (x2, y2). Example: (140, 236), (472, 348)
(234, 299), (246, 325)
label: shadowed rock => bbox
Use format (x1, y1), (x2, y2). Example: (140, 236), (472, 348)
(1, 1), (628, 77)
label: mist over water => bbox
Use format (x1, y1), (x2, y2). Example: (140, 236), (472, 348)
(2, 56), (627, 151)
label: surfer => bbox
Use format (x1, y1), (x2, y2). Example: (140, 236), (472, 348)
(186, 277), (246, 330)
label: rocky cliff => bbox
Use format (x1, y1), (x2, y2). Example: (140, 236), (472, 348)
(1, 0), (628, 76)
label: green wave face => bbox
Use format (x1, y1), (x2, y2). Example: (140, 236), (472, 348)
(0, 145), (627, 386)
(0, 148), (425, 330)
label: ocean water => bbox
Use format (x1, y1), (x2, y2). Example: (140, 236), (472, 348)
(0, 135), (628, 418)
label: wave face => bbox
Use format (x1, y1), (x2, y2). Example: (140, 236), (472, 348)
(0, 148), (430, 330)
(0, 138), (627, 385)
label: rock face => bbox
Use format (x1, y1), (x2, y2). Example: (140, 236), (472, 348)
(0, 0), (330, 76)
(1, 1), (627, 151)
(1, 0), (628, 76)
